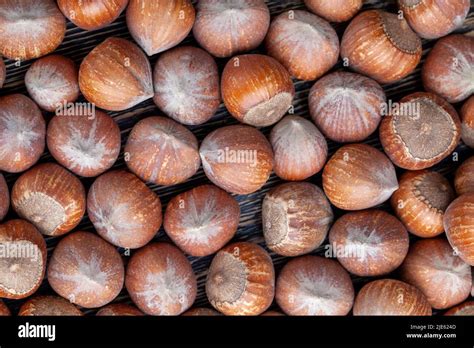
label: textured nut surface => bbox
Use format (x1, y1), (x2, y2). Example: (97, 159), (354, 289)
(19, 295), (83, 316)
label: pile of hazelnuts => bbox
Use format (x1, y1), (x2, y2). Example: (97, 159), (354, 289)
(0, 0), (473, 317)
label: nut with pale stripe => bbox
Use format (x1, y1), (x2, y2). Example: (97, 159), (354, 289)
(391, 170), (455, 238)
(353, 279), (432, 316)
(262, 182), (333, 257)
(126, 242), (197, 316)
(12, 163), (86, 237)
(276, 256), (354, 316)
(400, 238), (472, 310)
(206, 242), (274, 315)
(340, 10), (422, 84)
(47, 231), (124, 308)
(0, 220), (47, 299)
(445, 301), (474, 316)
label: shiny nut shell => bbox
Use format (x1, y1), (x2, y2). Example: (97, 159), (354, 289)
(455, 156), (474, 196)
(304, 0), (362, 22)
(19, 295), (83, 316)
(461, 96), (474, 148)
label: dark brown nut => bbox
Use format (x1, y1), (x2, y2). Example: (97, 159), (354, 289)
(0, 173), (9, 221)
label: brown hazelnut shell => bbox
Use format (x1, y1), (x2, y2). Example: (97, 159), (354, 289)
(153, 46), (220, 126)
(0, 0), (66, 60)
(126, 242), (197, 316)
(400, 238), (472, 310)
(380, 92), (461, 170)
(270, 115), (327, 181)
(96, 303), (144, 316)
(308, 71), (386, 143)
(398, 0), (470, 39)
(126, 0), (195, 56)
(328, 210), (409, 277)
(340, 10), (422, 84)
(182, 307), (221, 316)
(58, 0), (128, 31)
(199, 125), (273, 195)
(422, 34), (474, 103)
(455, 156), (474, 196)
(0, 57), (5, 88)
(79, 37), (153, 111)
(445, 301), (474, 316)
(25, 55), (79, 112)
(391, 170), (455, 237)
(47, 109), (121, 177)
(304, 0), (362, 22)
(265, 10), (339, 81)
(0, 219), (47, 299)
(164, 184), (240, 257)
(221, 54), (295, 127)
(461, 96), (474, 148)
(276, 256), (354, 315)
(12, 163), (86, 236)
(206, 242), (275, 316)
(322, 143), (398, 210)
(0, 94), (46, 173)
(353, 279), (432, 316)
(19, 295), (83, 316)
(0, 300), (10, 316)
(87, 170), (162, 249)
(262, 182), (333, 257)
(193, 0), (270, 58)
(444, 193), (474, 265)
(47, 231), (124, 308)
(125, 116), (200, 186)
(0, 173), (9, 221)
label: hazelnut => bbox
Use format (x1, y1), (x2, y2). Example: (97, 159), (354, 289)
(0, 300), (10, 316)
(353, 279), (432, 316)
(398, 0), (470, 39)
(444, 193), (474, 265)
(126, 242), (197, 316)
(262, 182), (333, 257)
(206, 242), (275, 316)
(322, 143), (398, 210)
(400, 238), (472, 310)
(380, 92), (461, 170)
(0, 173), (9, 221)
(422, 34), (474, 103)
(96, 303), (144, 316)
(0, 94), (46, 173)
(461, 96), (474, 148)
(19, 295), (83, 316)
(308, 71), (386, 143)
(88, 170), (162, 249)
(391, 170), (455, 238)
(261, 310), (285, 316)
(304, 0), (362, 22)
(79, 37), (153, 111)
(199, 125), (273, 195)
(47, 109), (121, 177)
(182, 308), (221, 316)
(445, 301), (474, 316)
(25, 55), (80, 112)
(221, 54), (295, 127)
(193, 0), (270, 58)
(164, 184), (239, 257)
(57, 0), (128, 31)
(276, 256), (354, 315)
(270, 115), (327, 181)
(455, 156), (474, 196)
(48, 231), (124, 308)
(0, 220), (47, 299)
(153, 46), (220, 125)
(0, 0), (66, 60)
(340, 10), (422, 84)
(12, 163), (86, 237)
(328, 210), (409, 277)
(265, 10), (339, 81)
(125, 116), (200, 186)
(126, 0), (195, 56)
(0, 57), (5, 88)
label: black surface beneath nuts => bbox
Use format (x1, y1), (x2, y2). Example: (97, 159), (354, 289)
(0, 0), (473, 315)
